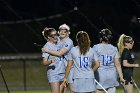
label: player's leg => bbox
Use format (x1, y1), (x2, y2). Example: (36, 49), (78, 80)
(67, 68), (74, 93)
(124, 82), (133, 93)
(60, 82), (73, 93)
(122, 83), (127, 93)
(60, 84), (67, 93)
(69, 83), (74, 93)
(63, 87), (67, 93)
(50, 82), (60, 93)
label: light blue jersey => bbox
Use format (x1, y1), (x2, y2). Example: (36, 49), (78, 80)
(93, 43), (119, 89)
(42, 42), (65, 82)
(57, 37), (74, 84)
(93, 43), (119, 69)
(68, 46), (97, 92)
(69, 46), (96, 79)
(57, 37), (74, 67)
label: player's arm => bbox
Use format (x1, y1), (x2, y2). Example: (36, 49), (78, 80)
(65, 60), (73, 78)
(42, 58), (55, 65)
(92, 46), (100, 71)
(42, 47), (68, 57)
(114, 58), (125, 83)
(62, 60), (73, 87)
(93, 60), (100, 72)
(123, 60), (139, 68)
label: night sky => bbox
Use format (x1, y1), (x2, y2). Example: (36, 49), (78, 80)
(0, 0), (140, 53)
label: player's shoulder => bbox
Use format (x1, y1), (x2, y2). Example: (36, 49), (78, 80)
(66, 37), (73, 43)
(92, 44), (103, 49)
(106, 44), (118, 52)
(63, 37), (73, 45)
(108, 44), (117, 48)
(109, 44), (118, 50)
(93, 43), (117, 50)
(70, 46), (79, 51)
(92, 44), (99, 48)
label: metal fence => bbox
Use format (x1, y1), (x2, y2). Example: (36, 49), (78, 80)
(0, 53), (50, 92)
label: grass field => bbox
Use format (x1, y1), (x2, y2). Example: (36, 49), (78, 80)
(0, 88), (139, 93)
(0, 90), (124, 93)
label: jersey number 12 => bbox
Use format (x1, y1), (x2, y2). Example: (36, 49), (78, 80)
(101, 55), (112, 66)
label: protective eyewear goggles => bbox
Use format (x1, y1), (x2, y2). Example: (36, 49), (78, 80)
(49, 33), (58, 38)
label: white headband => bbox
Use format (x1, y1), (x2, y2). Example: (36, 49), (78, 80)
(59, 24), (70, 31)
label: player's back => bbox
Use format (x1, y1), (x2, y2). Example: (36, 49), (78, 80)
(93, 43), (119, 69)
(70, 46), (95, 79)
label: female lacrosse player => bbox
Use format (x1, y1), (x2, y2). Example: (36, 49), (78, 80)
(42, 24), (74, 93)
(62, 31), (100, 93)
(118, 34), (139, 93)
(93, 29), (125, 93)
(42, 27), (66, 93)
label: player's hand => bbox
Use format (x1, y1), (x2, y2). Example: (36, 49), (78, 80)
(120, 78), (125, 85)
(135, 64), (139, 68)
(61, 78), (68, 88)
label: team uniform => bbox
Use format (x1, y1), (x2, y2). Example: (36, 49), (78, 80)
(42, 42), (65, 83)
(57, 37), (74, 83)
(57, 37), (73, 67)
(93, 44), (119, 89)
(121, 48), (135, 84)
(68, 46), (97, 92)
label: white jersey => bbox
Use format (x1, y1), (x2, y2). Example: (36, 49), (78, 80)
(68, 46), (96, 79)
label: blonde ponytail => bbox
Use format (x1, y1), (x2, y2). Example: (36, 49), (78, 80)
(117, 34), (126, 56)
